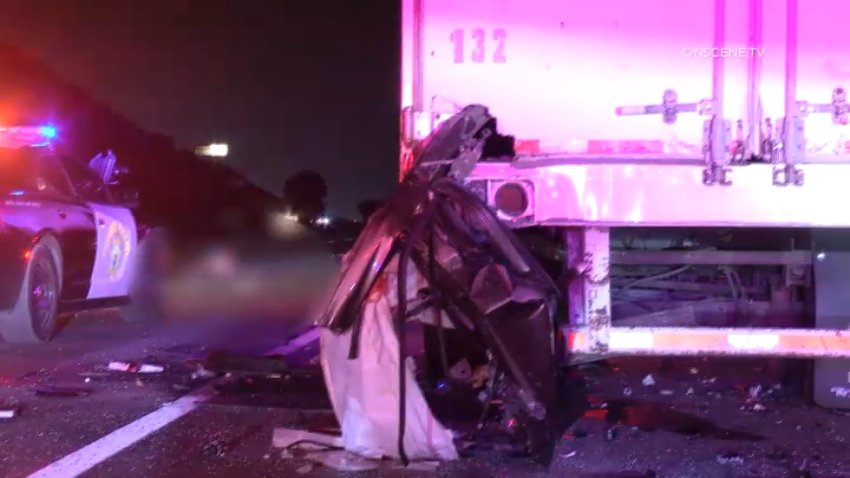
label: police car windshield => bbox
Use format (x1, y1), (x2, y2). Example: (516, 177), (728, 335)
(0, 148), (39, 193)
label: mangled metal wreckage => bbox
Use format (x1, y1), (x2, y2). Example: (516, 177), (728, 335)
(316, 105), (569, 466)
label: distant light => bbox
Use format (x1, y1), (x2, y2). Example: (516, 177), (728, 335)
(283, 213), (300, 222)
(209, 143), (228, 157)
(39, 126), (57, 139)
(10, 190), (24, 196)
(195, 143), (229, 158)
(315, 216), (331, 226)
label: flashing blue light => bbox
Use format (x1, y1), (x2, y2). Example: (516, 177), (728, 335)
(39, 126), (57, 139)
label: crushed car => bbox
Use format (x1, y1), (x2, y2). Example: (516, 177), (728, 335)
(315, 105), (577, 467)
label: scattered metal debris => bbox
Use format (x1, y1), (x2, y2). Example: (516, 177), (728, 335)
(642, 374), (656, 387)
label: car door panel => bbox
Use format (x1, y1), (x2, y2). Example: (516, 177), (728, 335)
(86, 202), (137, 300)
(52, 197), (97, 301)
(31, 155), (97, 302)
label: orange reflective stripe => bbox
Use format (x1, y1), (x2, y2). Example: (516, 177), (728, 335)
(566, 327), (850, 358)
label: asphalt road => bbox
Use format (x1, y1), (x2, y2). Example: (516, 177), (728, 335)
(0, 312), (848, 478)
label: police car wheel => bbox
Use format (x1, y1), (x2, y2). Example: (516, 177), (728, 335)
(121, 229), (168, 324)
(0, 238), (62, 343)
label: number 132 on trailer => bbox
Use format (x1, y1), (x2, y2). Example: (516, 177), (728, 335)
(450, 28), (507, 64)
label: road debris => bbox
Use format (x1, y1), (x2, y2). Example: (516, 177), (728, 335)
(33, 385), (93, 397)
(642, 374), (656, 386)
(0, 405), (19, 419)
(204, 350), (288, 376)
(191, 365), (217, 380)
(306, 450), (380, 472)
(716, 452), (745, 465)
(108, 361), (164, 373)
(272, 427), (343, 450)
(686, 387), (695, 396)
(659, 389), (674, 396)
(562, 450), (577, 459)
(623, 387), (634, 397)
(295, 464), (313, 475)
(689, 367), (699, 375)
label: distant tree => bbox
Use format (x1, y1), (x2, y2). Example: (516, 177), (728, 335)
(282, 170), (328, 224)
(356, 199), (384, 222)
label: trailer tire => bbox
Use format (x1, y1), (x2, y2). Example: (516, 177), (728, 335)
(0, 236), (63, 343)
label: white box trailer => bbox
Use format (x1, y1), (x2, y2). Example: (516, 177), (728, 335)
(399, 0), (850, 389)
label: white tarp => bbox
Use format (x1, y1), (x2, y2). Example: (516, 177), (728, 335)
(319, 258), (458, 462)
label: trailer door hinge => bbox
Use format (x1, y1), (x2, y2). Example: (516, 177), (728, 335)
(702, 117), (733, 186)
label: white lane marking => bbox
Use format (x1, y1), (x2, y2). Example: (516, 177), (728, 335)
(28, 386), (215, 478)
(28, 328), (321, 478)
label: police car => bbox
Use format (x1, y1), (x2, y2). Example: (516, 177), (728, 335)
(0, 126), (141, 343)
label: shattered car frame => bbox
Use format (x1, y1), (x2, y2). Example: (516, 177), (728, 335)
(317, 105), (568, 465)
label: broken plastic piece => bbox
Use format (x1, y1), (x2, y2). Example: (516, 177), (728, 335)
(108, 361), (164, 373)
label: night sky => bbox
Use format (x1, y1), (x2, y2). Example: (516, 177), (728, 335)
(0, 0), (401, 218)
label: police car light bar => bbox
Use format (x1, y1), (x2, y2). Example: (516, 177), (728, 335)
(39, 126), (58, 138)
(0, 125), (59, 148)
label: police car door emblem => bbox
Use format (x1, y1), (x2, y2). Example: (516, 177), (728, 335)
(104, 221), (131, 280)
